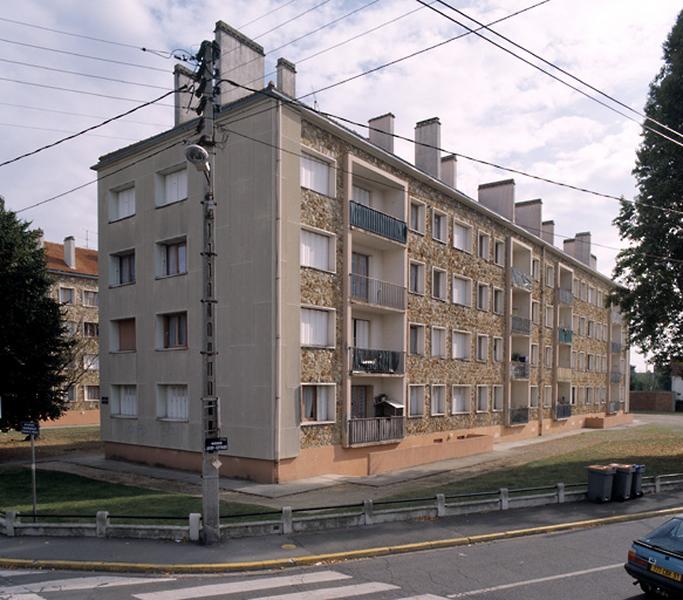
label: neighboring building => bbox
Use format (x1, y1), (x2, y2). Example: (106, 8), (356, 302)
(672, 362), (683, 407)
(95, 21), (630, 483)
(44, 237), (100, 426)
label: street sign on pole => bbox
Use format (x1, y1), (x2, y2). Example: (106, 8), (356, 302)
(205, 437), (228, 453)
(21, 421), (38, 521)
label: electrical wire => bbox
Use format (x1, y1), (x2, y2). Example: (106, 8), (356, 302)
(238, 0), (300, 29)
(0, 122), (138, 141)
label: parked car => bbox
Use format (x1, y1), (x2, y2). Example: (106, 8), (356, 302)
(625, 515), (683, 597)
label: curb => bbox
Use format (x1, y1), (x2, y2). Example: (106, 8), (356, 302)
(1, 505), (681, 574)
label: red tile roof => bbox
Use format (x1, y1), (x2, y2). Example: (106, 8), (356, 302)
(44, 241), (98, 277)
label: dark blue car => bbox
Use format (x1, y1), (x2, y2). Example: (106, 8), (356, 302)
(625, 515), (683, 597)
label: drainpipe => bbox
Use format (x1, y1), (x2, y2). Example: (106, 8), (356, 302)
(538, 246), (545, 436)
(274, 100), (282, 480)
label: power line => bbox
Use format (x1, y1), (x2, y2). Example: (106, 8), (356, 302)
(0, 122), (138, 141)
(238, 0), (300, 29)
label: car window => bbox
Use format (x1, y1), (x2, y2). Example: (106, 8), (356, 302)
(643, 518), (683, 554)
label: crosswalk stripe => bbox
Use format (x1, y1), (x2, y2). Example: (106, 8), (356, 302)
(395, 595), (450, 600)
(0, 571), (41, 578)
(1, 594), (45, 600)
(133, 571), (352, 600)
(0, 575), (174, 595)
(249, 582), (400, 600)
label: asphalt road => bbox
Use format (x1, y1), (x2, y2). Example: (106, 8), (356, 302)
(1, 515), (670, 600)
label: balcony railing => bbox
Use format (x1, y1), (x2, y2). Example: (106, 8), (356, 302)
(611, 310), (623, 324)
(555, 404), (572, 420)
(557, 288), (573, 305)
(509, 407), (530, 425)
(511, 315), (531, 335)
(610, 370), (622, 384)
(349, 201), (407, 244)
(558, 328), (573, 344)
(511, 267), (533, 291)
(351, 348), (405, 374)
(607, 401), (619, 415)
(511, 361), (530, 379)
(350, 274), (406, 310)
(348, 416), (405, 445)
(611, 341), (622, 353)
(557, 367), (572, 381)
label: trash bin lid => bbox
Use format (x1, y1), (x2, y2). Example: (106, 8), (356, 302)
(588, 465), (616, 473)
(609, 463), (635, 472)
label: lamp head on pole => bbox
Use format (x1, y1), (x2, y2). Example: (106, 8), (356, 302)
(185, 144), (210, 173)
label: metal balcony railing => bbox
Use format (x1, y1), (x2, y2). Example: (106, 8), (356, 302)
(607, 401), (619, 415)
(557, 288), (573, 305)
(555, 404), (572, 420)
(351, 348), (405, 374)
(511, 315), (531, 334)
(611, 310), (623, 324)
(610, 371), (623, 384)
(558, 328), (573, 344)
(349, 201), (407, 244)
(611, 341), (622, 353)
(348, 416), (405, 445)
(511, 361), (530, 379)
(509, 407), (530, 425)
(350, 274), (406, 310)
(511, 267), (533, 291)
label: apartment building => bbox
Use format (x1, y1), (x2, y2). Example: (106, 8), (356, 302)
(44, 236), (100, 426)
(95, 21), (630, 483)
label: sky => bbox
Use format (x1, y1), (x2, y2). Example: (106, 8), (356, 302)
(1, 0), (680, 370)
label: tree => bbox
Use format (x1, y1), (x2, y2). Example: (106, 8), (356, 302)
(612, 10), (683, 368)
(0, 199), (75, 430)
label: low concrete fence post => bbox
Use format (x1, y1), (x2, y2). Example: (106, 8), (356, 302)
(556, 483), (565, 504)
(363, 499), (374, 526)
(436, 494), (446, 518)
(96, 511), (109, 538)
(189, 513), (201, 542)
(281, 506), (293, 535)
(499, 488), (509, 511)
(5, 511), (16, 537)
(655, 475), (662, 494)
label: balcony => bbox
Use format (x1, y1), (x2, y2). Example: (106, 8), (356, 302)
(350, 201), (407, 244)
(610, 370), (622, 384)
(348, 416), (405, 446)
(555, 404), (572, 420)
(557, 288), (573, 305)
(511, 361), (530, 380)
(511, 315), (531, 335)
(351, 348), (405, 374)
(607, 401), (619, 415)
(611, 341), (622, 353)
(558, 327), (573, 344)
(350, 274), (405, 310)
(611, 310), (623, 324)
(511, 267), (533, 291)
(509, 407), (530, 426)
(557, 367), (572, 381)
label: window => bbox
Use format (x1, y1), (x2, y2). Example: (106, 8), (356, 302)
(494, 239), (505, 266)
(571, 386), (577, 405)
(432, 209), (447, 243)
(431, 385), (446, 415)
(111, 385), (137, 417)
(409, 261), (425, 294)
(352, 184), (371, 206)
(476, 335), (488, 362)
(64, 386), (76, 402)
(409, 201), (425, 234)
(588, 286), (595, 305)
(493, 288), (504, 314)
(545, 265), (555, 287)
(530, 386), (539, 408)
(64, 321), (78, 335)
(301, 307), (333, 347)
(476, 283), (490, 311)
(409, 385), (424, 417)
(532, 258), (540, 281)
(452, 385), (470, 414)
(409, 323), (425, 355)
(579, 317), (586, 336)
(452, 330), (471, 360)
(83, 354), (99, 370)
(301, 152), (331, 196)
(112, 318), (136, 352)
(477, 232), (490, 260)
(532, 301), (540, 324)
(110, 186), (135, 221)
(162, 312), (187, 349)
(452, 275), (471, 306)
(492, 386), (503, 411)
(453, 220), (472, 252)
(578, 352), (585, 371)
(85, 385), (100, 402)
(301, 384), (335, 423)
(572, 315), (579, 333)
(531, 344), (539, 366)
(476, 386), (488, 412)
(493, 337), (503, 362)
(581, 282), (588, 301)
(586, 387), (594, 405)
(432, 268), (447, 301)
(571, 351), (577, 369)
(545, 305), (554, 328)
(111, 251), (135, 286)
(431, 327), (447, 358)
(158, 239), (187, 277)
(300, 228), (334, 272)
(587, 354), (595, 371)
(587, 320), (594, 338)
(543, 385), (552, 407)
(82, 290), (98, 307)
(159, 168), (187, 207)
(157, 384), (189, 420)
(83, 322), (99, 338)
(544, 346), (553, 368)
(59, 287), (74, 304)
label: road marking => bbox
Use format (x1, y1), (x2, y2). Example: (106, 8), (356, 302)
(395, 595), (449, 600)
(133, 571), (351, 600)
(1, 594), (45, 600)
(0, 575), (174, 595)
(448, 563), (623, 597)
(249, 582), (400, 600)
(0, 571), (41, 578)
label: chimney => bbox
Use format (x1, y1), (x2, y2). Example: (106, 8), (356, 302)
(215, 21), (265, 106)
(35, 228), (44, 249)
(276, 57), (296, 97)
(563, 238), (576, 257)
(174, 64), (198, 126)
(64, 236), (76, 269)
(574, 231), (591, 265)
(368, 113), (395, 154)
(590, 254), (597, 270)
(541, 220), (555, 246)
(514, 199), (542, 237)
(440, 154), (457, 188)
(415, 117), (441, 179)
(478, 179), (515, 222)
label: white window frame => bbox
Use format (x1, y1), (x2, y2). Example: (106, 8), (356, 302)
(477, 231), (491, 261)
(156, 384), (189, 421)
(452, 385), (471, 415)
(476, 282), (490, 311)
(452, 274), (472, 307)
(109, 249), (135, 287)
(453, 219), (473, 253)
(300, 306), (335, 348)
(492, 385), (503, 412)
(156, 236), (188, 278)
(83, 353), (99, 371)
(532, 258), (540, 281)
(493, 238), (505, 266)
(82, 289), (98, 307)
(409, 322), (425, 356)
(409, 199), (426, 235)
(476, 385), (489, 413)
(84, 385), (100, 402)
(110, 384), (137, 418)
(432, 208), (447, 244)
(543, 385), (552, 407)
(544, 345), (553, 369)
(530, 385), (539, 408)
(493, 337), (503, 363)
(476, 334), (489, 363)
(301, 147), (335, 197)
(432, 267), (447, 301)
(431, 326), (447, 359)
(59, 287), (75, 304)
(156, 165), (188, 208)
(571, 385), (577, 405)
(545, 265), (555, 288)
(409, 260), (425, 295)
(301, 383), (336, 424)
(493, 287), (504, 315)
(430, 384), (446, 416)
(452, 329), (471, 361)
(545, 305), (554, 328)
(408, 384), (425, 418)
(300, 225), (336, 273)
(530, 343), (539, 366)
(108, 183), (135, 222)
(532, 300), (540, 324)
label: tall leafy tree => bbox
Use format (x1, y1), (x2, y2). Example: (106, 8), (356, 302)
(0, 199), (74, 430)
(613, 10), (683, 367)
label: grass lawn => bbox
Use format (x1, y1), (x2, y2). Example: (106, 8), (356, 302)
(381, 425), (683, 501)
(0, 469), (278, 524)
(0, 426), (102, 462)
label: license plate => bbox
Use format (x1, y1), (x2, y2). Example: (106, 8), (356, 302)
(650, 564), (683, 582)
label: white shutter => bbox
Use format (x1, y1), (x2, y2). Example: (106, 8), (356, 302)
(301, 154), (330, 195)
(453, 223), (469, 250)
(352, 185), (371, 206)
(453, 277), (468, 305)
(121, 385), (137, 416)
(301, 308), (329, 346)
(166, 385), (188, 420)
(317, 386), (330, 421)
(163, 169), (188, 205)
(300, 229), (330, 270)
(116, 187), (135, 219)
(354, 319), (370, 349)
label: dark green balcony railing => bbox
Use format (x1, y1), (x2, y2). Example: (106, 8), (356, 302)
(511, 361), (530, 379)
(611, 341), (622, 353)
(558, 328), (573, 344)
(555, 404), (572, 420)
(351, 348), (405, 374)
(349, 201), (407, 244)
(557, 288), (573, 305)
(510, 407), (530, 425)
(511, 267), (533, 291)
(511, 315), (531, 335)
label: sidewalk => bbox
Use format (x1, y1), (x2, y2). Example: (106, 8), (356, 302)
(1, 491), (681, 569)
